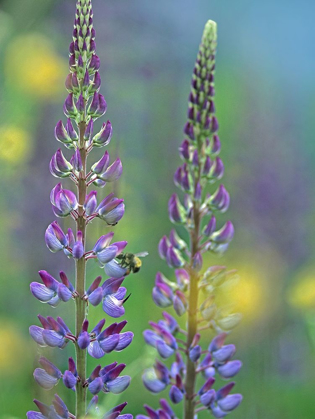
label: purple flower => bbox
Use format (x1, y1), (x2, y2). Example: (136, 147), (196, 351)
(84, 190), (98, 215)
(210, 221), (234, 244)
(100, 363), (131, 394)
(29, 315), (72, 349)
(104, 259), (128, 278)
(87, 319), (133, 359)
(86, 276), (103, 306)
(144, 322), (177, 359)
(203, 215), (216, 236)
(135, 399), (175, 419)
(27, 395), (69, 419)
(54, 120), (72, 147)
(142, 360), (170, 393)
(93, 234), (127, 266)
(152, 273), (174, 308)
(168, 194), (185, 224)
(166, 246), (185, 268)
(45, 221), (68, 253)
(70, 148), (83, 172)
(158, 236), (170, 260)
(179, 139), (190, 160)
(72, 231), (84, 259)
(97, 193), (125, 225)
(173, 290), (187, 316)
(207, 184), (230, 213)
(33, 357), (62, 390)
(50, 149), (73, 179)
(217, 360), (242, 379)
(63, 228), (75, 258)
(98, 158), (123, 182)
(169, 229), (187, 250)
(63, 358), (77, 391)
(76, 93), (85, 113)
(93, 232), (115, 252)
(93, 120), (113, 147)
(217, 393), (243, 412)
(169, 384), (183, 404)
(84, 119), (94, 142)
(30, 270), (69, 307)
(91, 151), (110, 174)
(189, 344), (202, 362)
(50, 183), (78, 217)
(88, 92), (107, 118)
(103, 402), (132, 419)
(158, 312), (179, 335)
(78, 320), (90, 349)
(63, 93), (75, 117)
(212, 344), (236, 362)
(102, 277), (128, 318)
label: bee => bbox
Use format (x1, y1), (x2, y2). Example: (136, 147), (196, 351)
(116, 252), (148, 274)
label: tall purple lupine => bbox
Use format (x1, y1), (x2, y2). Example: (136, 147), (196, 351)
(27, 1), (134, 418)
(138, 21), (242, 419)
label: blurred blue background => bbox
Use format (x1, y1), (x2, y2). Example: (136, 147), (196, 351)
(0, 0), (314, 417)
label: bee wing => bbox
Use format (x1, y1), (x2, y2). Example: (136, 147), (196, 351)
(135, 251), (149, 258)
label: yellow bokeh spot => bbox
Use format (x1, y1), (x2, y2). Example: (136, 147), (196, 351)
(5, 34), (67, 100)
(0, 321), (28, 374)
(0, 125), (31, 163)
(214, 263), (266, 322)
(287, 267), (315, 309)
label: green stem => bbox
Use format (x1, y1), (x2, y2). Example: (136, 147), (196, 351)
(75, 121), (87, 418)
(184, 201), (200, 419)
(184, 136), (203, 419)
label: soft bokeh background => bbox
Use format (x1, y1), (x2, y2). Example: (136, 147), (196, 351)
(0, 0), (314, 417)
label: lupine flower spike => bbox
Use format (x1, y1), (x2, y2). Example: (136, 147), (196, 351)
(28, 1), (139, 417)
(138, 21), (242, 419)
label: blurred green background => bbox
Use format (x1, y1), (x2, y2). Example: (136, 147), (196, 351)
(0, 0), (314, 417)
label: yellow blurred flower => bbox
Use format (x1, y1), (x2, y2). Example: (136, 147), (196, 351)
(287, 267), (315, 309)
(214, 263), (266, 323)
(5, 34), (67, 100)
(0, 125), (31, 163)
(0, 321), (29, 374)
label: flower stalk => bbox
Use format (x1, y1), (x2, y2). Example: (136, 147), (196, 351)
(138, 21), (243, 419)
(28, 1), (135, 418)
(75, 121), (88, 416)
